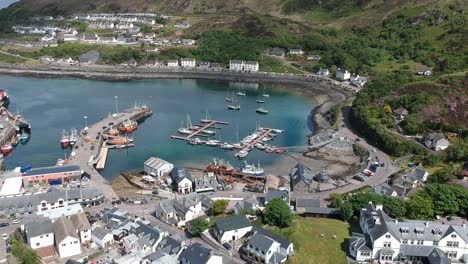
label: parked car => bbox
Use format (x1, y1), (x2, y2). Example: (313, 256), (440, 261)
(380, 163), (385, 167)
(222, 242), (232, 250)
(0, 223), (9, 228)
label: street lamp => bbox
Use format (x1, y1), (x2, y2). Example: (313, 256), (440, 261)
(114, 96), (119, 114)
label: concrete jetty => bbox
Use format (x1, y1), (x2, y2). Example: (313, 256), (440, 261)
(70, 105), (152, 201)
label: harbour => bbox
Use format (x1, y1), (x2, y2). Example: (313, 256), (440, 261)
(1, 75), (314, 178)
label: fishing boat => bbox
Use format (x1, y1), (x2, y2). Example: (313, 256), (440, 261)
(236, 88), (246, 96)
(1, 144), (13, 155)
(275, 148), (287, 154)
(11, 137), (19, 147)
(236, 150), (248, 159)
(256, 107), (269, 114)
(19, 132), (29, 144)
(69, 128), (78, 145)
(119, 120), (138, 133)
(108, 128), (119, 136)
(241, 161), (264, 177)
(60, 130), (70, 148)
(0, 90), (10, 108)
(107, 137), (133, 145)
(206, 159), (234, 175)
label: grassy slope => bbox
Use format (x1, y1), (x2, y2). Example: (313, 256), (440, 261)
(272, 217), (351, 264)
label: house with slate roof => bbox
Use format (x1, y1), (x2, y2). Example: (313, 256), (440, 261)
(290, 163), (314, 193)
(70, 212), (91, 244)
(53, 217), (81, 258)
(370, 183), (398, 197)
(154, 195), (202, 227)
(264, 188), (289, 205)
(171, 167), (193, 194)
(213, 215), (253, 244)
(241, 226), (294, 264)
(179, 243), (222, 264)
(24, 218), (54, 249)
(392, 107), (409, 120)
(91, 226), (114, 249)
(234, 196), (263, 215)
(295, 198), (341, 218)
(350, 202), (465, 263)
(424, 133), (450, 151)
(122, 220), (168, 258)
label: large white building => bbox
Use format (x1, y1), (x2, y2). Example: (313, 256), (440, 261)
(24, 218), (55, 249)
(53, 217), (82, 258)
(180, 58), (196, 68)
(229, 60), (259, 72)
(144, 157), (174, 178)
(350, 202), (467, 264)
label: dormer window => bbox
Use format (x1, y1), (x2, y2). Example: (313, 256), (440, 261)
(400, 227), (409, 234)
(414, 228), (424, 234)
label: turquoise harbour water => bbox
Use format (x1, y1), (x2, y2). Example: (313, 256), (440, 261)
(1, 75), (315, 178)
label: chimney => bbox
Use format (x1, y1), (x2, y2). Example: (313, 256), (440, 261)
(425, 222), (429, 227)
(376, 204), (383, 211)
(394, 219), (398, 224)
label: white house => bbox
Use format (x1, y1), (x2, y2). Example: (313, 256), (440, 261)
(91, 226), (114, 249)
(70, 212), (91, 244)
(317, 68), (329, 76)
(181, 58), (196, 68)
(171, 167), (193, 194)
(122, 221), (167, 258)
(306, 55), (321, 61)
(350, 75), (368, 87)
(350, 202), (464, 263)
(417, 69), (432, 76)
(53, 217), (82, 258)
(213, 215), (253, 244)
(241, 226), (294, 264)
(336, 68), (351, 81)
(24, 218), (54, 249)
(167, 60), (179, 67)
(424, 133), (450, 151)
(144, 157), (174, 178)
(244, 61), (259, 72)
(289, 49), (304, 55)
(229, 60), (244, 71)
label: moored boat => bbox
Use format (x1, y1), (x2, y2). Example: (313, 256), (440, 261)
(119, 120), (138, 133)
(11, 137), (19, 147)
(236, 150), (248, 159)
(0, 90), (10, 107)
(227, 104), (241, 110)
(69, 128), (78, 145)
(256, 99), (265, 103)
(188, 138), (202, 145)
(60, 130), (70, 147)
(1, 144), (13, 155)
(107, 128), (119, 136)
(220, 142), (235, 150)
(256, 107), (269, 114)
(107, 137), (133, 145)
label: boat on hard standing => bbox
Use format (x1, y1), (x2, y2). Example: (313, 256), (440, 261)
(60, 130), (70, 147)
(1, 144), (13, 155)
(206, 159), (234, 175)
(256, 107), (269, 114)
(241, 161), (265, 177)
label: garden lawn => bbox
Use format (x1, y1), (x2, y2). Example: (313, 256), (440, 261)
(272, 217), (350, 264)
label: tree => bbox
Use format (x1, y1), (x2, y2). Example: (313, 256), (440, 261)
(406, 192), (434, 220)
(382, 197), (407, 218)
(263, 198), (293, 228)
(213, 199), (228, 215)
(190, 217), (210, 236)
(339, 203), (353, 222)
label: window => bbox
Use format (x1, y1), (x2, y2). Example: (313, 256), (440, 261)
(36, 243), (40, 246)
(402, 240), (408, 244)
(385, 234), (391, 238)
(74, 241), (78, 244)
(40, 235), (43, 238)
(416, 240), (423, 245)
(447, 241), (459, 247)
(433, 241), (438, 246)
(451, 234), (457, 238)
(383, 242), (391, 247)
(360, 252), (370, 257)
(447, 251), (457, 259)
(61, 243), (66, 247)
